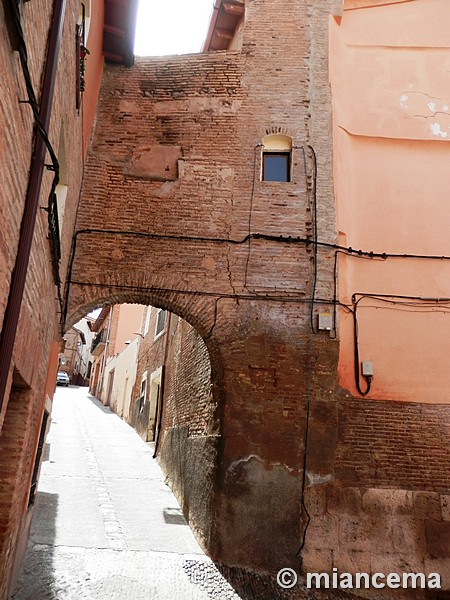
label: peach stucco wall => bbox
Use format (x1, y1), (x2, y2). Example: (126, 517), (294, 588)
(331, 0), (450, 402)
(114, 304), (145, 355)
(82, 0), (105, 152)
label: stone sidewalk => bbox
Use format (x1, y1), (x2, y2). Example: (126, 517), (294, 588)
(11, 387), (246, 600)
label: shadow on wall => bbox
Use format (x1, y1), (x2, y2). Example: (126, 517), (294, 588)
(87, 393), (117, 415)
(10, 492), (58, 599)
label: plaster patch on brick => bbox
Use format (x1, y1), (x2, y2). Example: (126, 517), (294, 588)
(441, 495), (450, 521)
(125, 145), (182, 180)
(227, 454), (264, 473)
(119, 100), (140, 114)
(307, 471), (334, 485)
(154, 181), (178, 199)
(201, 256), (216, 271)
(226, 455), (296, 485)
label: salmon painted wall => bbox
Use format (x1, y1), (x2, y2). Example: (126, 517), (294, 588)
(331, 0), (450, 403)
(82, 0), (105, 151)
(114, 304), (145, 355)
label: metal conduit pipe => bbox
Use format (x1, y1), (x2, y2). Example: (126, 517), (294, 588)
(0, 0), (67, 412)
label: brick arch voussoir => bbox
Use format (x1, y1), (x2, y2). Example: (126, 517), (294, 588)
(66, 284), (223, 378)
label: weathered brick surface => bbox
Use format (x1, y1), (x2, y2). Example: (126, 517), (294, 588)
(66, 0), (326, 571)
(62, 0), (450, 590)
(162, 318), (216, 438)
(126, 307), (218, 548)
(336, 399), (450, 492)
(0, 0), (93, 594)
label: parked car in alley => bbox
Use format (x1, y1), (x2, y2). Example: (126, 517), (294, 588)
(57, 371), (70, 387)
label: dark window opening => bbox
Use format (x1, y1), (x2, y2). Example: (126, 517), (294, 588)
(262, 152), (291, 182)
(155, 309), (167, 337)
(28, 410), (49, 508)
(139, 378), (147, 414)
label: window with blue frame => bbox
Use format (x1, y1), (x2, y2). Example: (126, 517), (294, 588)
(262, 152), (291, 182)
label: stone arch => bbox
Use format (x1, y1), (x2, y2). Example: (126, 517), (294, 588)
(68, 288), (228, 551)
(66, 289), (227, 446)
(66, 288), (223, 376)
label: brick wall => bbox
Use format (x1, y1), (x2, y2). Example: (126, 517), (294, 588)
(162, 316), (216, 438)
(126, 308), (217, 546)
(65, 0), (340, 575)
(336, 400), (450, 491)
(0, 0), (90, 593)
(158, 316), (218, 546)
(68, 0), (319, 318)
(300, 392), (450, 593)
(65, 0), (450, 587)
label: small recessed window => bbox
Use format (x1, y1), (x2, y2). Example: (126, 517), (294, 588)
(139, 371), (147, 414)
(263, 152), (290, 182)
(143, 306), (152, 336)
(261, 133), (293, 182)
(154, 309), (167, 339)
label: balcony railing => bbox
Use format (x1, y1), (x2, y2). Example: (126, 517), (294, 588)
(91, 330), (107, 356)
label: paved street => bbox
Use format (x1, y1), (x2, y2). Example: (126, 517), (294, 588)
(11, 387), (354, 600)
(11, 387), (246, 600)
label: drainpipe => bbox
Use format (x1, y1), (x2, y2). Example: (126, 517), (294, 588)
(0, 0), (67, 412)
(153, 311), (172, 458)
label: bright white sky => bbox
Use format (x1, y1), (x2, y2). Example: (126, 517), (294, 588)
(134, 0), (215, 56)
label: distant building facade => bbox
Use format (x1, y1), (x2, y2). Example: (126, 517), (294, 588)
(89, 303), (144, 402)
(60, 317), (94, 385)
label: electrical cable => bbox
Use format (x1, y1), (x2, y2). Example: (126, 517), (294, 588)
(297, 146), (317, 563)
(352, 296), (372, 396)
(354, 293), (450, 304)
(63, 225), (449, 327)
(68, 278), (349, 307)
(207, 297), (222, 337)
(308, 146), (318, 333)
(331, 250), (342, 339)
(347, 292), (450, 395)
(153, 312), (172, 458)
(243, 144), (261, 289)
(295, 329), (312, 563)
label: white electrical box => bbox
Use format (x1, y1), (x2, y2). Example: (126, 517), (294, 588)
(318, 313), (333, 331)
(361, 361), (374, 377)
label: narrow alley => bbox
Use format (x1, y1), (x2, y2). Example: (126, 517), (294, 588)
(11, 387), (245, 600)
